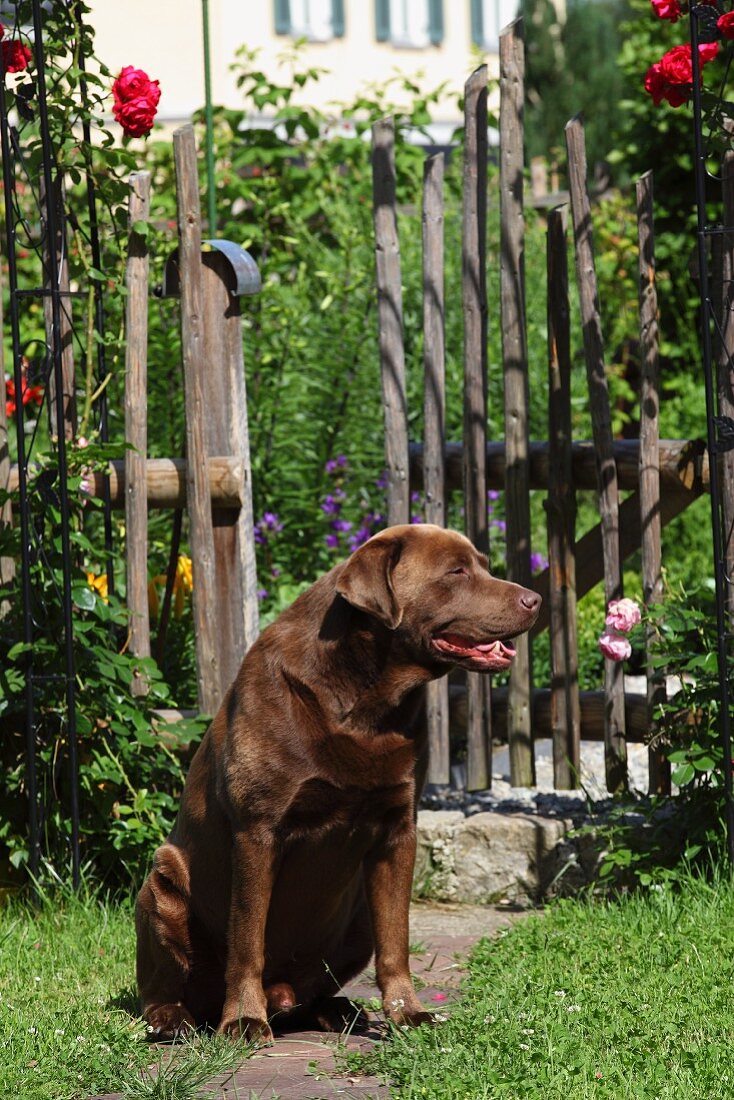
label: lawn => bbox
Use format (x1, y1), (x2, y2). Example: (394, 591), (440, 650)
(358, 873), (734, 1099)
(3, 875), (734, 1099)
(0, 886), (247, 1100)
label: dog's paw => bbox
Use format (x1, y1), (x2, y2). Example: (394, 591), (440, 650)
(144, 1002), (196, 1040)
(218, 1015), (274, 1045)
(384, 998), (436, 1029)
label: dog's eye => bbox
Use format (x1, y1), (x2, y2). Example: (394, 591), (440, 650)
(447, 566), (469, 577)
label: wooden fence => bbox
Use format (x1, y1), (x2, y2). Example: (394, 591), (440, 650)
(5, 28), (727, 798)
(370, 19), (723, 796)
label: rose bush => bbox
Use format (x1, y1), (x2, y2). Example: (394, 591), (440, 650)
(644, 41), (719, 107)
(606, 597), (643, 633)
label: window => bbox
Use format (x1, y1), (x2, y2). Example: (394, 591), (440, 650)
(470, 0), (518, 52)
(274, 0), (345, 41)
(375, 0), (444, 48)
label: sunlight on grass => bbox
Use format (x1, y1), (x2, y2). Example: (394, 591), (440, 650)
(0, 886), (254, 1100)
(357, 872), (734, 1099)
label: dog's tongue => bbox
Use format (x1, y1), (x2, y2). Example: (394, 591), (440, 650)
(434, 634), (516, 664)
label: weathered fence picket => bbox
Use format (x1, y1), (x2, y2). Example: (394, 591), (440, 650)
(422, 152), (450, 785)
(500, 20), (534, 788)
(372, 116), (410, 528)
(199, 248), (260, 685)
(462, 66), (492, 791)
(124, 171), (152, 697)
(565, 116), (627, 793)
(636, 171), (669, 796)
(174, 124), (221, 715)
(546, 205), (581, 789)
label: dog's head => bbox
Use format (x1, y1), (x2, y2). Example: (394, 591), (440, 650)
(335, 524), (540, 672)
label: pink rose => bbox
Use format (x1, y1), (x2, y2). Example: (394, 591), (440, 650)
(650, 0), (681, 21)
(605, 598), (641, 634)
(111, 66), (160, 138)
(598, 633), (632, 662)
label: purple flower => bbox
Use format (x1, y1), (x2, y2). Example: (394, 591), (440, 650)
(410, 515), (423, 525)
(255, 511), (283, 543)
(348, 526), (372, 551)
(331, 518), (353, 533)
(271, 566), (281, 578)
(488, 490), (501, 502)
(257, 587), (269, 601)
(325, 533), (340, 549)
(492, 519), (507, 535)
(411, 491), (422, 504)
(321, 494), (342, 516)
(375, 474), (388, 490)
(530, 552), (548, 574)
(325, 454), (348, 474)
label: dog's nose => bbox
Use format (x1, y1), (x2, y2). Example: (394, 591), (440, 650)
(520, 590), (541, 612)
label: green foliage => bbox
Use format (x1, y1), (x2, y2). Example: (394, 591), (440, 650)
(595, 580), (730, 886)
(525, 0), (628, 173)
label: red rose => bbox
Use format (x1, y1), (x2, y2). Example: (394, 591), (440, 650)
(111, 66), (160, 138)
(645, 42), (720, 107)
(718, 11), (734, 38)
(650, 0), (681, 21)
(1, 38), (31, 73)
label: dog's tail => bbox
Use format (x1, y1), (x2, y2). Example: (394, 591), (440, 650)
(136, 843), (193, 976)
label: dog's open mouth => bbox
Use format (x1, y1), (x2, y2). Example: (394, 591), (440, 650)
(431, 633), (516, 670)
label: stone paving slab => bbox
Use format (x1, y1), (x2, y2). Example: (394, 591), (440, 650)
(94, 902), (526, 1100)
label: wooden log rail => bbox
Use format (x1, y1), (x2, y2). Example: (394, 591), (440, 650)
(7, 456), (246, 509)
(449, 686), (650, 744)
(408, 437), (709, 493)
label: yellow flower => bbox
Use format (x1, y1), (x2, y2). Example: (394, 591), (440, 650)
(147, 555), (194, 621)
(86, 570), (108, 602)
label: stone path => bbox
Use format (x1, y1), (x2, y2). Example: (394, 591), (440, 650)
(96, 902), (525, 1100)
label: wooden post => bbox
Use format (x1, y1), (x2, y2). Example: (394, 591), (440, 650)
(125, 172), (152, 696)
(565, 116), (627, 793)
(422, 152), (449, 785)
(637, 171), (669, 796)
(720, 152), (734, 624)
(546, 206), (581, 788)
(500, 20), (534, 788)
(42, 177), (76, 441)
(372, 117), (409, 527)
(200, 250), (260, 690)
(173, 125), (221, 715)
(462, 66), (491, 791)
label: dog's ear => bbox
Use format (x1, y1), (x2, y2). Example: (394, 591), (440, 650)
(335, 537), (404, 629)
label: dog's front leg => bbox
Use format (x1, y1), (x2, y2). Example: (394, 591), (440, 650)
(218, 828), (276, 1043)
(364, 824), (433, 1029)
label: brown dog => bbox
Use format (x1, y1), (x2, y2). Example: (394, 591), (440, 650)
(135, 524), (540, 1041)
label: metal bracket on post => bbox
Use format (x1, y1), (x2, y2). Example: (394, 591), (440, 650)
(161, 240), (262, 299)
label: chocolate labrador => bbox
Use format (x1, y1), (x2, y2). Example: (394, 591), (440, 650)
(135, 524), (540, 1041)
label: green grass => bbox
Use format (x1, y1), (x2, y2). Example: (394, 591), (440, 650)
(0, 885), (250, 1100)
(357, 873), (734, 1099)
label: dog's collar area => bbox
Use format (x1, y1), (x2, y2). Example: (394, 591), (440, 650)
(431, 633), (516, 669)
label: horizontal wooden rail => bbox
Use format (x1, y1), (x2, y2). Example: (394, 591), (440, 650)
(8, 456), (246, 510)
(450, 685), (650, 744)
(409, 438), (708, 493)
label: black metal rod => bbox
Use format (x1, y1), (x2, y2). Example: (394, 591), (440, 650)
(74, 2), (115, 597)
(0, 49), (39, 880)
(31, 0), (81, 887)
(690, 5), (734, 866)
